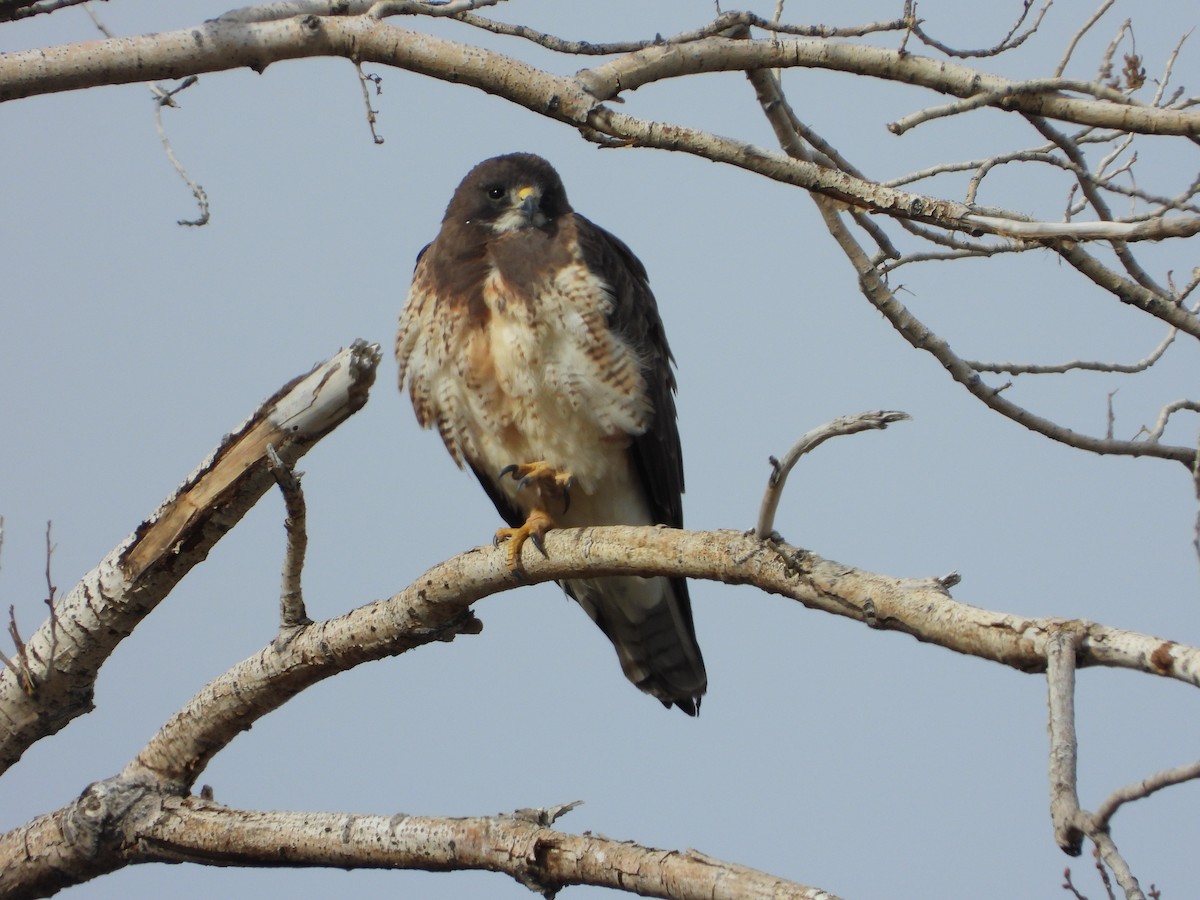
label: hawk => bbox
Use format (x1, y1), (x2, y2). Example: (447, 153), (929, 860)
(396, 153), (706, 714)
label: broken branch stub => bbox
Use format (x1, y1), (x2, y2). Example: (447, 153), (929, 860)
(0, 341), (381, 775)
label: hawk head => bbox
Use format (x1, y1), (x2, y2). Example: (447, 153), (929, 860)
(444, 153), (572, 235)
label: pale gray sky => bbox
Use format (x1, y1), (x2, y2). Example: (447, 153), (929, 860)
(2, 2), (1198, 898)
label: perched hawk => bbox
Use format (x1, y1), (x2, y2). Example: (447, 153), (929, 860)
(396, 153), (706, 714)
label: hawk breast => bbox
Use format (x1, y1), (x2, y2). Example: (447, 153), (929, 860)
(398, 228), (652, 500)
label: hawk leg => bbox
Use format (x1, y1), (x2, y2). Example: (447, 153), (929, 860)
(493, 461), (575, 569)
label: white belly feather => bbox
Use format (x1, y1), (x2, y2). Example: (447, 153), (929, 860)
(412, 261), (654, 525)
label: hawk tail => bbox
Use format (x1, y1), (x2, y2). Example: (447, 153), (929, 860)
(566, 574), (707, 715)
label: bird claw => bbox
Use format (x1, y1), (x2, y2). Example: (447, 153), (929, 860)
(560, 475), (576, 514)
(529, 531), (548, 558)
(493, 508), (554, 570)
(498, 461), (575, 513)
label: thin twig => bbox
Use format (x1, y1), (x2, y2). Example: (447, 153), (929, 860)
(1, 606), (35, 694)
(745, 67), (1198, 468)
(1151, 28), (1194, 107)
(889, 78), (1133, 136)
(152, 79), (210, 226)
(1055, 0), (1116, 77)
(755, 411), (910, 540)
(266, 445), (311, 641)
(1062, 868), (1088, 900)
(86, 4), (209, 226)
(911, 0), (1051, 59)
(368, 0), (502, 19)
(1141, 399), (1200, 443)
(966, 325), (1178, 376)
(452, 8), (909, 57)
(81, 2), (112, 36)
(1096, 18), (1132, 87)
(40, 521), (58, 679)
(1094, 758), (1200, 828)
(355, 62), (385, 144)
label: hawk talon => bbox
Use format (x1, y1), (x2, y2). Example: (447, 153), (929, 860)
(494, 508), (554, 570)
(529, 531), (548, 558)
(497, 461), (576, 515)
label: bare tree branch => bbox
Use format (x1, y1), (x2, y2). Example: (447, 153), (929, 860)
(0, 341), (381, 775)
(151, 78), (210, 226)
(911, 0), (1052, 59)
(0, 0), (92, 22)
(266, 446), (312, 638)
(1051, 241), (1200, 339)
(755, 411), (910, 540)
(1, 11), (1194, 271)
(743, 63), (1200, 488)
(0, 791), (839, 900)
(3, 515), (1197, 894)
(1094, 758), (1200, 829)
(1047, 630), (1085, 856)
(888, 77), (1134, 136)
(109, 521), (1200, 796)
(1141, 399), (1200, 443)
(1054, 0), (1116, 78)
(966, 325), (1178, 376)
(4, 15), (1198, 137)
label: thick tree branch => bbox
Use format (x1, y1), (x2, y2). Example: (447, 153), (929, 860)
(111, 524), (1200, 795)
(0, 791), (838, 900)
(2, 13), (1194, 248)
(3, 520), (1197, 895)
(574, 34), (1198, 135)
(0, 341), (381, 776)
(137, 801), (837, 899)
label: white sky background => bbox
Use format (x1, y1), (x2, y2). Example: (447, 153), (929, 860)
(2, 1), (1199, 897)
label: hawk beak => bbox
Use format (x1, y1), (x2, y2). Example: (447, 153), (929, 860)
(516, 185), (540, 220)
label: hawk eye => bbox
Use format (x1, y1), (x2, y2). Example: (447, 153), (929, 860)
(486, 185), (506, 201)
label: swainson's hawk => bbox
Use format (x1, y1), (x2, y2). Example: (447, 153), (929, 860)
(396, 153), (706, 714)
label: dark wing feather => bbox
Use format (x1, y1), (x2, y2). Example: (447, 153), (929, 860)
(573, 214), (701, 694)
(573, 214), (685, 529)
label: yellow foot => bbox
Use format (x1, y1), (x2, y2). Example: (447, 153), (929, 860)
(494, 508), (555, 570)
(498, 461), (576, 512)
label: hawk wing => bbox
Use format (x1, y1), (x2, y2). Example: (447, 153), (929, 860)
(566, 214), (705, 714)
